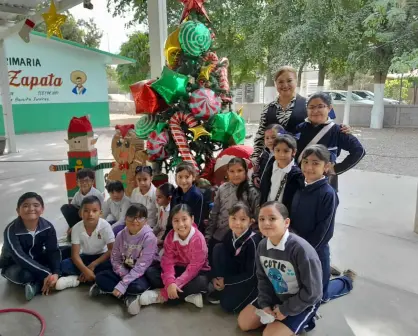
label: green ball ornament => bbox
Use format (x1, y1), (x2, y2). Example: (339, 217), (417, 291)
(179, 21), (212, 57)
(135, 114), (158, 139)
(151, 66), (189, 104)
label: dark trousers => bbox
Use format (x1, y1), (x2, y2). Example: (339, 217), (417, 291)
(212, 243), (258, 313)
(1, 264), (39, 286)
(61, 204), (81, 228)
(61, 254), (112, 276)
(207, 237), (222, 267)
(317, 244), (353, 303)
(329, 175), (339, 192)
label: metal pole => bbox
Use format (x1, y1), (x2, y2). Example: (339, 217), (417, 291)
(147, 0), (167, 78)
(0, 39), (17, 153)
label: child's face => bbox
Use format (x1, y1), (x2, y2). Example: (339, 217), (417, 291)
(301, 153), (330, 183)
(229, 209), (252, 237)
(17, 197), (44, 222)
(227, 163), (247, 186)
(109, 190), (124, 202)
(136, 172), (152, 194)
(307, 98), (331, 125)
(80, 202), (101, 226)
(77, 176), (94, 195)
(273, 142), (295, 168)
(176, 170), (194, 192)
(172, 210), (193, 239)
(125, 213), (146, 235)
(264, 130), (277, 151)
(156, 188), (171, 207)
(258, 205), (290, 239)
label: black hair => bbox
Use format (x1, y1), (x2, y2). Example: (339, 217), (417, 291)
(170, 203), (194, 219)
(135, 165), (153, 177)
(17, 192), (44, 208)
(157, 182), (175, 198)
(272, 134), (297, 152)
(106, 180), (124, 193)
(80, 195), (102, 209)
(229, 202), (252, 218)
(265, 123), (285, 135)
(76, 168), (95, 180)
(301, 144), (330, 164)
(307, 92), (332, 107)
(227, 157), (249, 201)
(126, 203), (148, 218)
(175, 162), (197, 177)
(260, 201), (289, 219)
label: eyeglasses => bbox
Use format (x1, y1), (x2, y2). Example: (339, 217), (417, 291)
(135, 166), (153, 174)
(126, 216), (145, 223)
(307, 104), (328, 110)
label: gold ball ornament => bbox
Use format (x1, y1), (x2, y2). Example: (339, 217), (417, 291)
(42, 0), (67, 39)
(189, 125), (211, 141)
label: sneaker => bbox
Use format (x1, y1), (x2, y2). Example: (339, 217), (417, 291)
(125, 295), (141, 315)
(24, 282), (40, 301)
(185, 293), (203, 308)
(330, 265), (342, 277)
(55, 275), (80, 291)
(140, 289), (163, 306)
(343, 269), (357, 282)
(89, 284), (104, 297)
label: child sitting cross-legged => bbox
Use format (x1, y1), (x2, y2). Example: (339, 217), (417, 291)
(103, 180), (131, 228)
(55, 196), (115, 290)
(90, 204), (161, 315)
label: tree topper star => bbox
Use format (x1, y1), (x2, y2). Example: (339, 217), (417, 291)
(180, 0), (211, 23)
(42, 0), (67, 38)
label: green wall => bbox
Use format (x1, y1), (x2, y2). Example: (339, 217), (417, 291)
(0, 102), (110, 135)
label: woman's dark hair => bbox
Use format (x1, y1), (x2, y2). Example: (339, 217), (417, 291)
(126, 203), (148, 219)
(76, 168), (95, 180)
(301, 144), (330, 164)
(272, 134), (297, 152)
(175, 162), (197, 177)
(265, 123), (285, 135)
(80, 195), (102, 209)
(260, 201), (289, 219)
(135, 165), (153, 177)
(307, 92), (332, 107)
(170, 203), (194, 219)
(157, 183), (175, 198)
(17, 192), (44, 208)
(106, 180), (124, 193)
(227, 157), (249, 201)
(229, 202), (252, 218)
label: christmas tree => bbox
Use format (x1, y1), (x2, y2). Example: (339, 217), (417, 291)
(130, 0), (246, 175)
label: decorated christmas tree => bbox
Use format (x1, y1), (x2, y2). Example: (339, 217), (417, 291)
(130, 0), (246, 175)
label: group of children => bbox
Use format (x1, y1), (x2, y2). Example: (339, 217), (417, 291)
(0, 92), (365, 335)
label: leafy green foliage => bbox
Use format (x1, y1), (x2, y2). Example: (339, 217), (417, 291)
(384, 78), (412, 101)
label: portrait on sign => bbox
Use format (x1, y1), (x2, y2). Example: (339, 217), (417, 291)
(70, 70), (87, 95)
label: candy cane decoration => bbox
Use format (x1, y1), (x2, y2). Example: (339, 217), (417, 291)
(169, 112), (199, 171)
(217, 57), (232, 103)
(202, 51), (219, 68)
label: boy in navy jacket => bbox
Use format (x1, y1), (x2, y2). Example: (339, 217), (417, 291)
(0, 192), (61, 301)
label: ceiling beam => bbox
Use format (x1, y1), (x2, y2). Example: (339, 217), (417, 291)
(0, 4), (34, 15)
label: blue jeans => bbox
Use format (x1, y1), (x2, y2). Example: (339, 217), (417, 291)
(1, 264), (38, 286)
(61, 254), (112, 276)
(317, 244), (353, 303)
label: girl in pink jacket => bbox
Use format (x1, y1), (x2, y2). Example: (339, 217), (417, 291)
(139, 204), (210, 308)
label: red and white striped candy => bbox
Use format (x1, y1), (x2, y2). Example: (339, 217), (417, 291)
(169, 112), (199, 171)
(190, 88), (221, 120)
(202, 51), (219, 68)
(217, 57), (232, 102)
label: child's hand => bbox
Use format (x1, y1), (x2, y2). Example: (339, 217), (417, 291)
(263, 307), (275, 316)
(273, 305), (286, 321)
(112, 288), (123, 298)
(167, 283), (182, 299)
(253, 177), (261, 188)
(80, 269), (95, 282)
(87, 262), (97, 271)
(213, 277), (225, 291)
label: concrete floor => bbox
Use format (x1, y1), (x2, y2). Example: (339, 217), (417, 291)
(1, 128), (418, 335)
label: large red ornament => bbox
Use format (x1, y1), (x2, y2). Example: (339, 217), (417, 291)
(130, 80), (168, 114)
(179, 0), (211, 23)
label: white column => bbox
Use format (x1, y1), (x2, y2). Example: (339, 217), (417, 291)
(0, 39), (16, 153)
(370, 83), (384, 129)
(148, 0), (167, 78)
(343, 85), (353, 125)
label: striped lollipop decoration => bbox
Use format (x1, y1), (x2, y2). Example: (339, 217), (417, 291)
(179, 21), (211, 57)
(147, 130), (169, 161)
(135, 115), (158, 139)
(217, 57), (232, 103)
(189, 88), (221, 120)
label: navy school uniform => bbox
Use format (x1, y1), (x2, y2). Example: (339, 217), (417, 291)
(211, 229), (262, 313)
(290, 177), (353, 303)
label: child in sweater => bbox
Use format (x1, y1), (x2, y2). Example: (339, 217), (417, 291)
(238, 201), (323, 335)
(103, 180), (131, 228)
(61, 168), (104, 229)
(208, 202), (262, 313)
(139, 204), (210, 309)
(56, 196), (114, 290)
(259, 135), (303, 212)
(0, 192), (61, 301)
(90, 204), (161, 315)
(291, 144), (355, 303)
(154, 183), (175, 247)
(131, 166), (158, 229)
(205, 158), (260, 263)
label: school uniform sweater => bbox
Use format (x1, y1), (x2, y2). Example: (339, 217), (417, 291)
(0, 217), (61, 280)
(290, 178), (339, 251)
(259, 157), (304, 211)
(111, 225), (159, 295)
(205, 182), (260, 242)
(256, 231), (323, 316)
(252, 148), (272, 182)
(295, 120), (365, 174)
(102, 195), (131, 226)
(161, 225), (210, 299)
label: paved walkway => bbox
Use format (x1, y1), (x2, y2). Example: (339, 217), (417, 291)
(0, 128), (418, 335)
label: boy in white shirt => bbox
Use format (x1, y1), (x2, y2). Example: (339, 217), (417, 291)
(103, 180), (131, 227)
(61, 168), (104, 229)
(56, 195), (115, 290)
